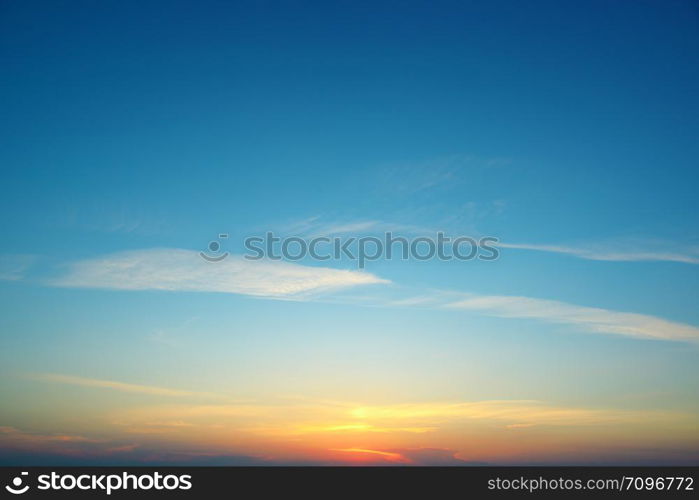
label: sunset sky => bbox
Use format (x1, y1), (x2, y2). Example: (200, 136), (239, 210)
(1, 1), (698, 465)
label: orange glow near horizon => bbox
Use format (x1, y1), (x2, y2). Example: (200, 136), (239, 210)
(3, 388), (696, 465)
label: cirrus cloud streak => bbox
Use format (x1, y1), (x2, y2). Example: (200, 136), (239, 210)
(49, 248), (388, 299)
(446, 295), (699, 342)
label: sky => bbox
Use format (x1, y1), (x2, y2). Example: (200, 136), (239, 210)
(0, 0), (698, 465)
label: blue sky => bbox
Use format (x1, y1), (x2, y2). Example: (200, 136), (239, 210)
(1, 0), (698, 465)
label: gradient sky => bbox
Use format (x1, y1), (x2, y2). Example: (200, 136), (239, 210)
(1, 0), (698, 465)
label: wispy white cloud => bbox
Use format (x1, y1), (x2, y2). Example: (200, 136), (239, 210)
(49, 248), (388, 299)
(27, 373), (232, 400)
(375, 154), (510, 195)
(499, 241), (699, 264)
(446, 294), (699, 342)
(348, 400), (685, 427)
(336, 282), (699, 344)
(0, 254), (36, 281)
(279, 203), (508, 240)
(279, 217), (435, 239)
